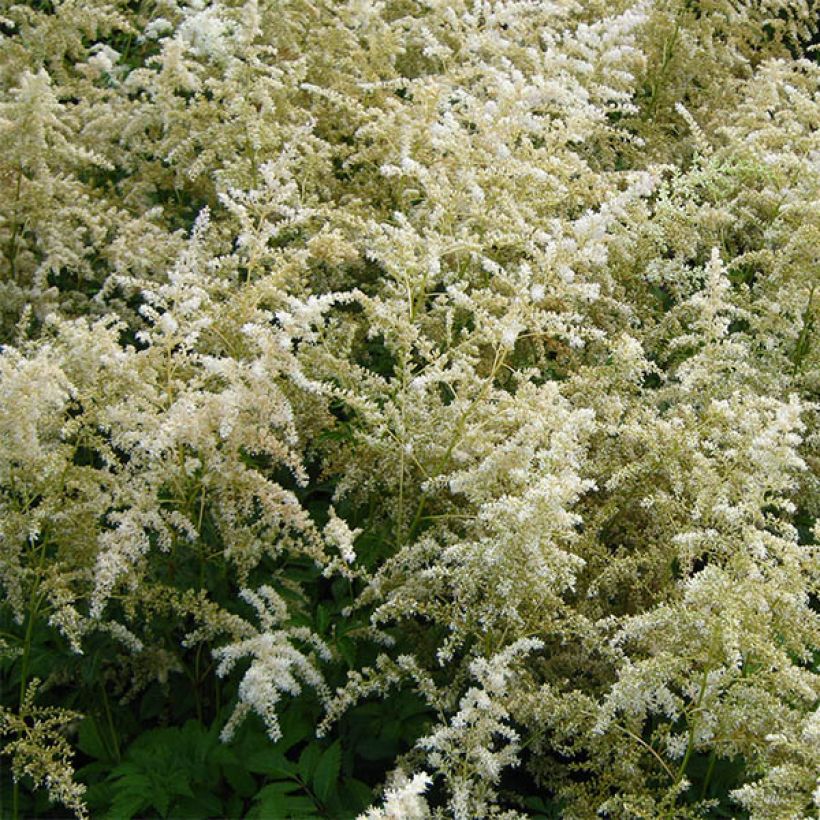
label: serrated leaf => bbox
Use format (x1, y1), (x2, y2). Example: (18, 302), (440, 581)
(174, 792), (225, 817)
(316, 603), (330, 633)
(250, 782), (318, 819)
(298, 743), (322, 781)
(256, 793), (318, 818)
(77, 760), (111, 782)
(77, 718), (109, 761)
(222, 762), (257, 798)
(245, 749), (297, 777)
(165, 778), (196, 799)
(255, 781), (303, 797)
(82, 779), (115, 814)
(107, 764), (149, 783)
(278, 708), (314, 751)
(104, 792), (148, 820)
(381, 719), (402, 741)
(152, 788), (171, 818)
(312, 740), (341, 804)
(336, 636), (357, 668)
(340, 778), (374, 813)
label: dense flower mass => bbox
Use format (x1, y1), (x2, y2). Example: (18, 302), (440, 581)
(0, 0), (818, 817)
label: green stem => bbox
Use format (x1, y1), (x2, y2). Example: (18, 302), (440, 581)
(101, 684), (121, 763)
(699, 749), (717, 800)
(677, 671), (707, 779)
(12, 771), (19, 818)
(405, 347), (506, 542)
(6, 166), (23, 283)
(668, 667), (710, 816)
(13, 541), (48, 820)
(18, 607), (37, 709)
(194, 643), (204, 724)
(396, 351), (408, 546)
(792, 284), (815, 374)
(612, 722), (676, 782)
(644, 22), (680, 121)
(120, 0), (147, 65)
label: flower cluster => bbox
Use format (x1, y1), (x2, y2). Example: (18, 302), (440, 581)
(0, 0), (817, 817)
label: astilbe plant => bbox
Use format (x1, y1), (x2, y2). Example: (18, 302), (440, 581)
(0, 680), (87, 818)
(0, 0), (818, 818)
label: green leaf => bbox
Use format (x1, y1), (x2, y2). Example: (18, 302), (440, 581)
(250, 783), (319, 819)
(255, 781), (303, 797)
(245, 749), (298, 778)
(522, 794), (564, 818)
(225, 794), (246, 818)
(297, 743), (322, 781)
(316, 603), (330, 633)
(222, 762), (257, 798)
(107, 763), (149, 783)
(138, 683), (166, 721)
(149, 781), (171, 817)
(278, 708), (314, 751)
(381, 719), (402, 741)
(82, 779), (115, 814)
(174, 792), (225, 817)
(77, 719), (110, 762)
(312, 740), (341, 804)
(336, 636), (357, 668)
(104, 791), (149, 820)
(339, 778), (374, 814)
(355, 736), (396, 761)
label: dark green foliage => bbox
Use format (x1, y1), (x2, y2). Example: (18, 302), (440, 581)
(0, 481), (430, 818)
